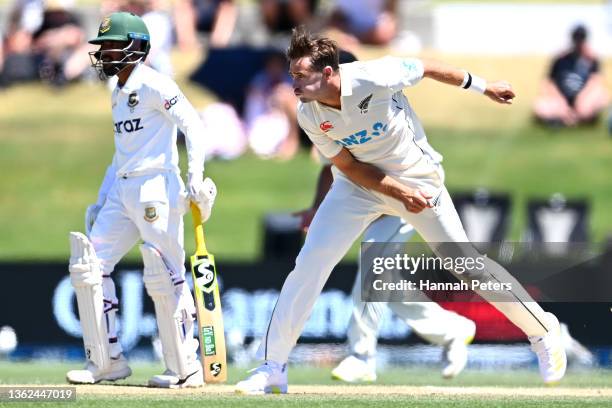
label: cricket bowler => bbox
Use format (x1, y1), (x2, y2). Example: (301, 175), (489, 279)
(236, 27), (567, 394)
(299, 51), (476, 380)
(66, 12), (216, 388)
(299, 166), (476, 382)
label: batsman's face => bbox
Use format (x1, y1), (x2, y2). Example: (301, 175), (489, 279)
(97, 40), (129, 76)
(289, 57), (326, 103)
(98, 41), (127, 61)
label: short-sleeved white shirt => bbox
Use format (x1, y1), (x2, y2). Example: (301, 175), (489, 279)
(110, 63), (204, 177)
(297, 56), (440, 178)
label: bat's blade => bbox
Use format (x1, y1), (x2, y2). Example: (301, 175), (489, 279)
(190, 204), (227, 383)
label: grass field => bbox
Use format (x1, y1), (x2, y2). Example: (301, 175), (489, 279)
(0, 54), (611, 261)
(1, 362), (612, 407)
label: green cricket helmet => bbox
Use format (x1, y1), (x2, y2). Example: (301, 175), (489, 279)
(88, 12), (151, 79)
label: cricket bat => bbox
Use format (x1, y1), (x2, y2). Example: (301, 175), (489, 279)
(189, 202), (227, 383)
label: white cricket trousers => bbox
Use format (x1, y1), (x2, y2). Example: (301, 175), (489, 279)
(259, 175), (553, 364)
(348, 216), (475, 358)
(89, 170), (191, 354)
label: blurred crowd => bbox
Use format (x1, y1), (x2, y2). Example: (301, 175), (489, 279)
(1, 0), (413, 160)
(1, 0), (610, 161)
(0, 0), (408, 85)
(1, 0), (90, 86)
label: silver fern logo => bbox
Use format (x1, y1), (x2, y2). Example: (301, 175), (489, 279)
(358, 94), (373, 114)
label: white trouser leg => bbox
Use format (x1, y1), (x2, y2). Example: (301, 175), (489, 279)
(123, 172), (189, 290)
(91, 171), (193, 363)
(89, 183), (140, 358)
(388, 301), (473, 346)
(350, 274), (475, 356)
(389, 186), (551, 337)
(348, 216), (474, 357)
(348, 285), (385, 358)
(348, 216), (410, 358)
(120, 172), (196, 378)
(258, 178), (383, 364)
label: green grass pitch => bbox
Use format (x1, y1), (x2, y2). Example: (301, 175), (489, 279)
(1, 362), (612, 407)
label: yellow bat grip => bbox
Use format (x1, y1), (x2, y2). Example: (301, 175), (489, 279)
(190, 202), (207, 254)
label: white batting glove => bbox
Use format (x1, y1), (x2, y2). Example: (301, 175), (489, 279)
(84, 204), (102, 236)
(187, 174), (217, 222)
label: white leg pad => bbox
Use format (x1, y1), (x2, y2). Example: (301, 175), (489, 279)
(68, 232), (111, 372)
(141, 243), (197, 378)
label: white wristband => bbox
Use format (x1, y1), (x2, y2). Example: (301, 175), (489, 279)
(469, 74), (487, 94)
(461, 71), (487, 94)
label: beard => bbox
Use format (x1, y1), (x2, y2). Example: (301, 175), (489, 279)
(102, 63), (123, 77)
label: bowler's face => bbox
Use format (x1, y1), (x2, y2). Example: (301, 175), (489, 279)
(289, 57), (324, 103)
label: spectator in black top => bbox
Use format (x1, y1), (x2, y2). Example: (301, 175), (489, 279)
(533, 25), (609, 127)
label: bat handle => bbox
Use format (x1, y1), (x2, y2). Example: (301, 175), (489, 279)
(190, 202), (207, 253)
(190, 202), (202, 225)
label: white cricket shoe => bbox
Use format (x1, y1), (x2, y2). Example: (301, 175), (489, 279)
(529, 313), (567, 385)
(235, 361), (288, 395)
(331, 355), (377, 383)
(148, 363), (204, 388)
(441, 319), (476, 379)
(66, 354), (132, 384)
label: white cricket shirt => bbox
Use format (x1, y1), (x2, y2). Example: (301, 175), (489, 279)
(109, 63), (204, 178)
(297, 56), (442, 179)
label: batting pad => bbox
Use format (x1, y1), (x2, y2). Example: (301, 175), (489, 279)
(68, 232), (111, 372)
(141, 243), (197, 378)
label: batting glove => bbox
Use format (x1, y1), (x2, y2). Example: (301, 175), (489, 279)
(187, 174), (217, 222)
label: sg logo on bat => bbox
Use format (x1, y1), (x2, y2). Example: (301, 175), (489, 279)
(210, 362), (222, 377)
(195, 258), (216, 293)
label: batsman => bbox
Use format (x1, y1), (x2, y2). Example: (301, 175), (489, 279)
(66, 12), (216, 388)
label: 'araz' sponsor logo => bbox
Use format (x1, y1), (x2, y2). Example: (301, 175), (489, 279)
(114, 118), (144, 134)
